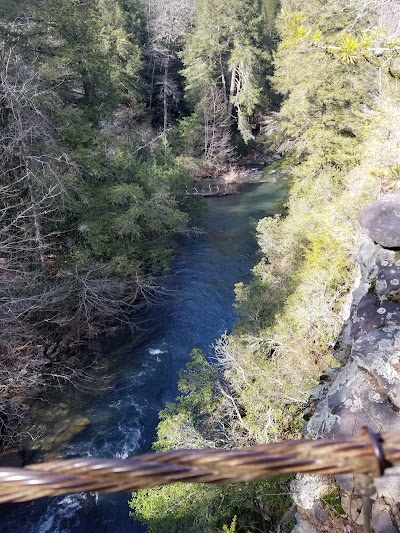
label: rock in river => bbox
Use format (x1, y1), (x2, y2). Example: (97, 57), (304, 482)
(359, 189), (400, 248)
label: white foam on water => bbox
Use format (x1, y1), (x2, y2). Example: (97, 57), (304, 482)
(37, 493), (87, 533)
(148, 348), (166, 355)
(37, 514), (55, 533)
(109, 397), (144, 410)
(114, 427), (142, 459)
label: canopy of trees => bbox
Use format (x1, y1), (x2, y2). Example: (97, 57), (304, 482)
(130, 0), (400, 531)
(0, 0), (280, 443)
(4, 0), (400, 529)
(0, 0), (191, 442)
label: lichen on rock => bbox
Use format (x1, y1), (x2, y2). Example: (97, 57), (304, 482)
(359, 189), (400, 248)
(295, 211), (400, 532)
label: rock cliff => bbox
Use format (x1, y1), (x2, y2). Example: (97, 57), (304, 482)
(294, 192), (400, 532)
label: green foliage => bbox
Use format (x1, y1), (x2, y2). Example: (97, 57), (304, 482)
(0, 0), (23, 21)
(273, 28), (371, 171)
(228, 0), (400, 451)
(321, 488), (345, 517)
(129, 480), (290, 533)
(264, 0), (280, 32)
(297, 232), (350, 290)
(0, 0), (198, 435)
(28, 0), (146, 111)
(389, 164), (400, 180)
(153, 350), (220, 452)
(54, 105), (191, 275)
(6, 0), (400, 528)
(180, 0), (276, 157)
(279, 9), (310, 48)
(131, 2), (400, 532)
(175, 113), (204, 158)
(77, 166), (189, 275)
(221, 515), (237, 533)
(336, 33), (360, 64)
(130, 349), (293, 532)
(278, 6), (400, 72)
(130, 476), (292, 533)
(35, 0), (194, 275)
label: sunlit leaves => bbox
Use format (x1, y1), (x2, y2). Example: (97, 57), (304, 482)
(180, 0), (273, 151)
(312, 30), (322, 42)
(389, 164), (400, 180)
(279, 9), (309, 48)
(335, 33), (360, 64)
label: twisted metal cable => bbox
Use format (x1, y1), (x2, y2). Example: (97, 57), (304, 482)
(0, 429), (399, 503)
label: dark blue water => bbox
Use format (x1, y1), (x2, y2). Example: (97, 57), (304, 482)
(0, 177), (286, 533)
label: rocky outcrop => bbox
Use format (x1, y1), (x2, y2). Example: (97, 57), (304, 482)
(359, 189), (400, 248)
(294, 191), (400, 533)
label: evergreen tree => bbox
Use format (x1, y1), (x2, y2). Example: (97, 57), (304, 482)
(179, 0), (275, 165)
(142, 0), (195, 132)
(0, 0), (195, 443)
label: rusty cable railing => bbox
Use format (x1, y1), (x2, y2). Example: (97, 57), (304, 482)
(0, 428), (397, 505)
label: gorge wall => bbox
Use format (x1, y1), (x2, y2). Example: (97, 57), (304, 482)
(294, 191), (400, 532)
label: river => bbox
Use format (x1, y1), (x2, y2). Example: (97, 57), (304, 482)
(0, 171), (287, 532)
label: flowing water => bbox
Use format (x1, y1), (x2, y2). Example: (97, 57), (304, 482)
(0, 172), (287, 532)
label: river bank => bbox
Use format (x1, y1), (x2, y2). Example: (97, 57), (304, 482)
(0, 170), (288, 532)
(189, 161), (285, 197)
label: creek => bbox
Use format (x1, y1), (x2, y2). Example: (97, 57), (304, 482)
(0, 169), (287, 532)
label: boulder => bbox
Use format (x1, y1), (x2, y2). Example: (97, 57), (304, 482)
(295, 240), (400, 533)
(359, 190), (400, 248)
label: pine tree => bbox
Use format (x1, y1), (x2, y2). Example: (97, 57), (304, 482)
(179, 0), (275, 162)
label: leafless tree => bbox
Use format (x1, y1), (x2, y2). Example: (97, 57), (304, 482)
(202, 86), (235, 169)
(0, 44), (166, 446)
(348, 0), (400, 37)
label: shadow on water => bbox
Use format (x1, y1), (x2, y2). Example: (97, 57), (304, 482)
(0, 177), (287, 533)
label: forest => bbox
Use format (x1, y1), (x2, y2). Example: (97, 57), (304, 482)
(0, 0), (278, 444)
(1, 0), (400, 531)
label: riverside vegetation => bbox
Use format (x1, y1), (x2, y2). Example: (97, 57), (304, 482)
(0, 0), (277, 444)
(129, 0), (400, 532)
(1, 0), (400, 532)
(0, 0), (192, 444)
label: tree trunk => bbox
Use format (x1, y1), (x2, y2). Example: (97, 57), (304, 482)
(149, 58), (156, 111)
(219, 52), (228, 106)
(28, 181), (46, 268)
(228, 63), (237, 122)
(163, 56), (169, 135)
(204, 108), (209, 157)
(81, 66), (95, 106)
(0, 92), (10, 132)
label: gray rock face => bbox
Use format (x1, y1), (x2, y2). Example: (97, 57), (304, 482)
(294, 227), (400, 533)
(359, 189), (400, 248)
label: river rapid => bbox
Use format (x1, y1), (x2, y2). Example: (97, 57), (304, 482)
(0, 171), (287, 532)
